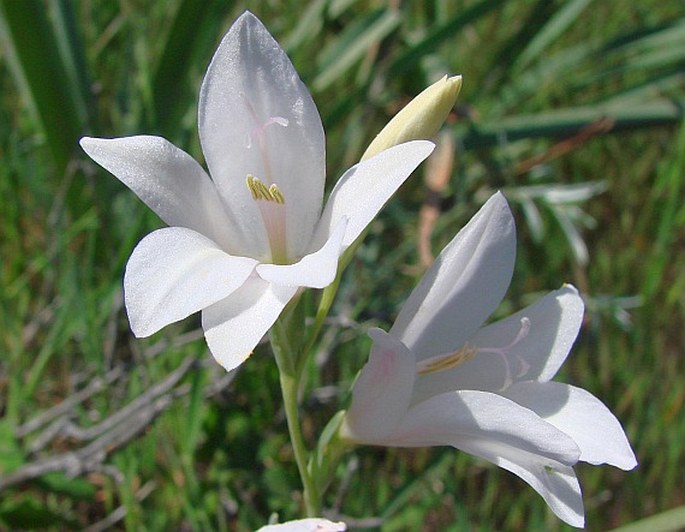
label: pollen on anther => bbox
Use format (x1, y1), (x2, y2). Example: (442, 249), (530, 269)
(246, 174), (286, 204)
(269, 184), (285, 204)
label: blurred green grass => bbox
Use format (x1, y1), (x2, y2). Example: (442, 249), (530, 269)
(1, 0), (684, 530)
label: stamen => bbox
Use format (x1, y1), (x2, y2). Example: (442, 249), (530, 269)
(245, 117), (289, 148)
(269, 184), (285, 204)
(415, 317), (533, 387)
(241, 90), (289, 150)
(417, 344), (478, 375)
(239, 94), (290, 263)
(477, 317), (532, 389)
(246, 175), (285, 204)
(478, 317), (531, 356)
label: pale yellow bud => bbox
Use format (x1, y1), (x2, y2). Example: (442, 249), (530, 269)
(361, 75), (462, 161)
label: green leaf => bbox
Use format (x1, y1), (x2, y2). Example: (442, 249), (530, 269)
(513, 0), (595, 72)
(610, 506), (685, 532)
(313, 9), (401, 92)
(36, 472), (96, 500)
(462, 100), (684, 149)
(0, 0), (85, 172)
(388, 0), (507, 77)
(0, 419), (24, 475)
(151, 0), (229, 137)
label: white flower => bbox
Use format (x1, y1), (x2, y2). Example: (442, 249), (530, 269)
(80, 12), (433, 371)
(342, 192), (636, 528)
(257, 517), (346, 532)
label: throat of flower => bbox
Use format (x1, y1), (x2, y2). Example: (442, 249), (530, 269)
(415, 317), (532, 388)
(241, 98), (291, 264)
(246, 174), (288, 264)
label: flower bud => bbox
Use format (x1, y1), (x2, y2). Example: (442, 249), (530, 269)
(361, 75), (462, 161)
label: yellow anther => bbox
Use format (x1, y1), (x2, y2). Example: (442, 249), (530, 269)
(269, 184), (285, 204)
(246, 175), (285, 204)
(246, 175), (260, 199)
(416, 344), (478, 375)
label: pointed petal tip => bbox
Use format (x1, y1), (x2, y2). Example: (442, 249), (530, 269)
(477, 191), (516, 235)
(201, 280), (298, 372)
(488, 189), (510, 208)
(231, 10), (265, 34)
(204, 324), (257, 373)
(79, 136), (123, 160)
(211, 346), (253, 373)
(127, 314), (153, 339)
(79, 135), (102, 154)
(620, 453), (639, 471)
(367, 326), (389, 343)
(416, 138), (436, 155)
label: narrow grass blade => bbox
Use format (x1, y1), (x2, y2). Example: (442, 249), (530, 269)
(0, 0), (84, 172)
(152, 0), (229, 137)
(462, 100), (684, 148)
(513, 0), (594, 72)
(48, 0), (93, 129)
(313, 9), (401, 92)
(610, 506), (685, 532)
(389, 0), (507, 77)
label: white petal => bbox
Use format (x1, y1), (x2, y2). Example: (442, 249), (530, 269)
(391, 390), (580, 465)
(411, 285), (585, 402)
(80, 136), (238, 252)
(478, 448), (585, 528)
(503, 381), (637, 470)
(256, 217), (347, 289)
(124, 227), (257, 337)
(257, 518), (346, 532)
(390, 192), (516, 360)
(342, 329), (416, 442)
(394, 390), (585, 527)
(198, 11), (325, 260)
(310, 141), (435, 251)
(202, 275), (297, 371)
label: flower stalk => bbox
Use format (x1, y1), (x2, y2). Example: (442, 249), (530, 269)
(270, 308), (321, 516)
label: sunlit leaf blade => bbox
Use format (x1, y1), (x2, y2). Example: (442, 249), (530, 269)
(313, 9), (401, 92)
(513, 0), (595, 72)
(494, 16), (685, 114)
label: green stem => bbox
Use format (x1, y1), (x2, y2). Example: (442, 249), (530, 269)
(299, 230), (366, 373)
(299, 273), (341, 374)
(279, 370), (321, 516)
(271, 318), (321, 517)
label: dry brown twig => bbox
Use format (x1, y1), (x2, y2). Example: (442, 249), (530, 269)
(417, 130), (455, 269)
(514, 117), (615, 176)
(2, 332), (237, 493)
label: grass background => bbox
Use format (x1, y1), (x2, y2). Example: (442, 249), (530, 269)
(1, 0), (684, 530)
